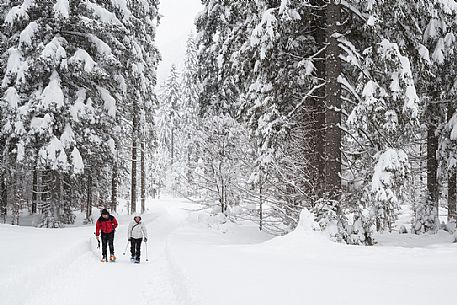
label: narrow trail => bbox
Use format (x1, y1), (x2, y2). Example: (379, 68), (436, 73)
(17, 206), (195, 305)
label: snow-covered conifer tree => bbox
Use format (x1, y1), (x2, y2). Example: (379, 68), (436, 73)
(179, 34), (202, 195)
(1, 0), (127, 226)
(157, 66), (181, 163)
(347, 39), (420, 232)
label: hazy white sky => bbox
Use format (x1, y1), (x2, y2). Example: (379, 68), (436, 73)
(156, 0), (203, 85)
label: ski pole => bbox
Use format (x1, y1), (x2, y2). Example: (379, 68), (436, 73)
(145, 241), (149, 262)
(122, 240), (130, 256)
(95, 233), (100, 249)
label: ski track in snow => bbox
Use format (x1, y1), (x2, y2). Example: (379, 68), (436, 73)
(164, 240), (200, 305)
(2, 207), (195, 305)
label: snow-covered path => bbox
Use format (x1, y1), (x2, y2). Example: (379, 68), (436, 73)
(21, 214), (182, 305)
(1, 199), (198, 305)
(1, 198), (457, 305)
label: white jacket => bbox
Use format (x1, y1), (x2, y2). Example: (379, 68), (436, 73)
(128, 220), (148, 239)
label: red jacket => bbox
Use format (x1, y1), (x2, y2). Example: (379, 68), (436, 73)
(95, 215), (118, 236)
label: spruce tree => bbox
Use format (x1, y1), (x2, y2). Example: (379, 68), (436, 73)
(2, 0), (126, 225)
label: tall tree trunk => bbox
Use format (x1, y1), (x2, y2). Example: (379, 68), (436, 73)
(427, 118), (439, 230)
(58, 171), (64, 225)
(324, 0), (342, 200)
(448, 104), (456, 222)
(141, 141), (146, 214)
(32, 170), (38, 214)
(131, 100), (139, 214)
(259, 172), (263, 231)
(86, 170), (92, 221)
(70, 176), (76, 217)
(37, 169), (43, 214)
(448, 169), (456, 222)
(171, 126), (174, 165)
(186, 134), (193, 188)
(111, 161), (118, 213)
(221, 182), (226, 215)
(45, 170), (61, 228)
(0, 172), (6, 223)
(311, 0), (326, 198)
(11, 167), (19, 225)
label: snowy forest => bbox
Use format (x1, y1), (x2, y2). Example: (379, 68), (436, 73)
(2, 0), (457, 246)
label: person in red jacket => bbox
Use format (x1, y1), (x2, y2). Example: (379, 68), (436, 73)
(95, 209), (118, 262)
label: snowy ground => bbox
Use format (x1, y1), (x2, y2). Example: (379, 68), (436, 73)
(1, 198), (456, 305)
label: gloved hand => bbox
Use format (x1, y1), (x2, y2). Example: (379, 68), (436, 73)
(143, 238), (147, 243)
(128, 237), (132, 242)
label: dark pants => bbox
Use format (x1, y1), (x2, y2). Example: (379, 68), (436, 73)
(101, 231), (115, 257)
(130, 238), (142, 259)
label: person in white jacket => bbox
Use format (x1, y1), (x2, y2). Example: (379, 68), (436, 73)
(128, 215), (148, 263)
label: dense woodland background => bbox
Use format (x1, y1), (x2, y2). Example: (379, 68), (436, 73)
(1, 0), (457, 245)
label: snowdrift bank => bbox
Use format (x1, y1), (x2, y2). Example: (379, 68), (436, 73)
(169, 207), (457, 305)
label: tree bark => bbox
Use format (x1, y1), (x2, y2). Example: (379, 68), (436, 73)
(324, 0), (342, 200)
(11, 167), (19, 225)
(58, 171), (65, 225)
(171, 126), (174, 165)
(259, 173), (263, 231)
(311, 0), (326, 198)
(48, 170), (62, 227)
(32, 170), (38, 214)
(37, 170), (43, 214)
(427, 120), (439, 229)
(141, 141), (146, 214)
(448, 170), (456, 222)
(448, 104), (456, 222)
(0, 172), (6, 223)
(86, 170), (92, 221)
(131, 99), (139, 215)
(111, 161), (118, 213)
